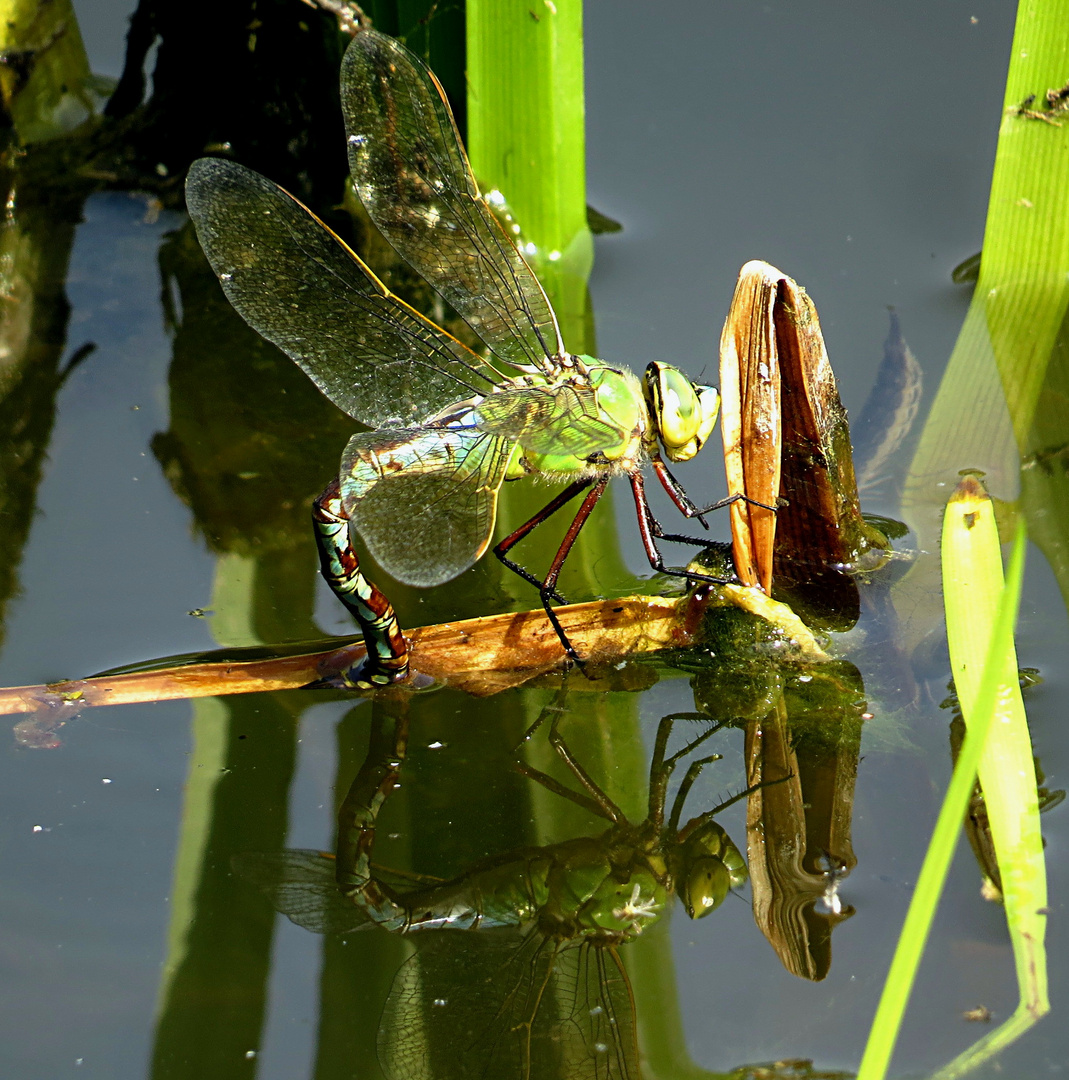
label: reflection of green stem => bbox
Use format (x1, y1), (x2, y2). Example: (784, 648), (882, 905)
(155, 698), (230, 1011)
(153, 542), (308, 1073)
(206, 553), (262, 647)
(627, 920), (733, 1080)
(151, 693), (298, 1078)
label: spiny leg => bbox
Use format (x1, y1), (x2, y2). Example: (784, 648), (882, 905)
(667, 754), (725, 834)
(679, 771), (794, 841)
(493, 477), (596, 602)
(512, 687), (624, 824)
(630, 471), (733, 588)
(311, 478), (410, 689)
(651, 458), (711, 528)
(647, 713), (731, 828)
(537, 474), (611, 665)
(494, 475), (610, 665)
(651, 456), (780, 518)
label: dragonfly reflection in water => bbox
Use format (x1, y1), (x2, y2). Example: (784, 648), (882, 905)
(186, 29), (755, 690)
(235, 697), (750, 1080)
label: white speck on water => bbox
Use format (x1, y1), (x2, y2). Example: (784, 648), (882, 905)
(428, 740), (445, 749)
(433, 998), (448, 1007)
(245, 1050), (257, 1059)
(102, 778), (112, 784)
(33, 825), (43, 832)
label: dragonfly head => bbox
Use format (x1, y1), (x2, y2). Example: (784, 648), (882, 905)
(644, 362), (720, 462)
(675, 819), (748, 919)
(679, 857), (733, 918)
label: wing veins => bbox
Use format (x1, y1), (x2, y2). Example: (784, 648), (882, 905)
(276, 188), (502, 401)
(348, 35), (565, 375)
(398, 110), (563, 369)
(397, 75), (562, 368)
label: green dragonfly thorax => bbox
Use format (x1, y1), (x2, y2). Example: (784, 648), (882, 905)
(470, 360), (649, 480)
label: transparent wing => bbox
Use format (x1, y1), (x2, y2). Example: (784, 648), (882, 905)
(186, 157), (503, 429)
(231, 850), (377, 936)
(341, 427), (513, 587)
(379, 931), (639, 1080)
(341, 30), (566, 374)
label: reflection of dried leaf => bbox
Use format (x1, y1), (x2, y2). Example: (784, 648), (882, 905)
(744, 692), (858, 981)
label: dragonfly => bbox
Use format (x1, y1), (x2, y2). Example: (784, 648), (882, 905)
(234, 700), (750, 1080)
(186, 28), (749, 690)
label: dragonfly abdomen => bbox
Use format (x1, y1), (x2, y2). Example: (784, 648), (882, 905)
(311, 479), (409, 688)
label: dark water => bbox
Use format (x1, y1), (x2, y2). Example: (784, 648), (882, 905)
(3, 3), (1067, 1079)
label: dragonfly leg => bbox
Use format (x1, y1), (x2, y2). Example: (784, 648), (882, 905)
(647, 713), (731, 829)
(666, 753), (725, 834)
(630, 472), (731, 587)
(651, 456), (780, 516)
(494, 475), (610, 663)
(538, 475), (611, 665)
(512, 690), (623, 823)
(493, 477), (597, 603)
(695, 491), (781, 515)
(311, 479), (410, 690)
(651, 458), (711, 528)
(679, 771), (794, 840)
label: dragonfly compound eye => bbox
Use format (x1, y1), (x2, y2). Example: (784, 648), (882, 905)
(644, 363), (720, 462)
(680, 857), (732, 918)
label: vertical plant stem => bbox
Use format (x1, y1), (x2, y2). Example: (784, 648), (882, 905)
(466, 0), (593, 311)
(899, 0), (1069, 645)
(466, 0), (590, 265)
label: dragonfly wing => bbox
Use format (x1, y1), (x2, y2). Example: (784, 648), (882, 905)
(341, 31), (566, 373)
(186, 158), (502, 428)
(231, 850), (376, 936)
(379, 931), (639, 1080)
(341, 427), (512, 587)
